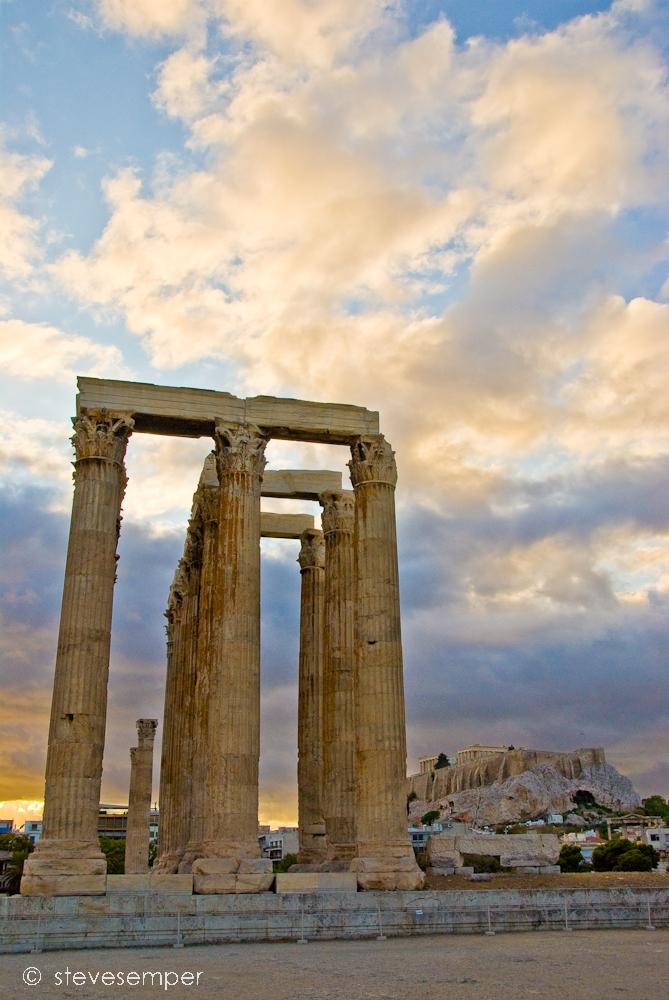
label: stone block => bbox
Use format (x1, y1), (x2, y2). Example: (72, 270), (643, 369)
(262, 470), (342, 500)
(275, 873), (358, 893)
(106, 875), (149, 893)
(260, 512), (315, 538)
(192, 858), (238, 875)
(193, 872), (275, 894)
(427, 866), (454, 877)
(455, 866), (474, 876)
(20, 874), (106, 896)
(514, 866), (540, 875)
(470, 873), (492, 882)
(540, 865), (561, 875)
(350, 856), (418, 874)
(148, 873), (194, 893)
(356, 870), (426, 891)
(237, 858), (274, 875)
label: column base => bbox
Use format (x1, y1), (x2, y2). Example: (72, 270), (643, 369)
(21, 851), (107, 896)
(350, 854), (425, 891)
(192, 857), (274, 893)
(152, 852), (182, 874)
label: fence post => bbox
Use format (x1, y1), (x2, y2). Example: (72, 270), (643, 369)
(646, 901), (656, 931)
(376, 904), (386, 941)
(563, 898), (572, 932)
(173, 910), (184, 948)
(297, 902), (308, 944)
(484, 905), (495, 936)
(31, 915), (42, 954)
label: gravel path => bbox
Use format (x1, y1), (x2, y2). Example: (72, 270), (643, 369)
(4, 929), (668, 1000)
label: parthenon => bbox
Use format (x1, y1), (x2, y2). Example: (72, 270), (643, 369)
(21, 377), (425, 895)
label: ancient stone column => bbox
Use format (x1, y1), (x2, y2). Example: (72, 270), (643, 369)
(155, 525), (201, 873)
(348, 435), (424, 890)
(319, 490), (357, 861)
(296, 529), (326, 863)
(179, 486), (218, 873)
(22, 409), (133, 896)
(192, 423), (274, 893)
(125, 719), (158, 874)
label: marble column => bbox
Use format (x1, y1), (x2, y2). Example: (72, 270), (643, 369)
(22, 409), (133, 896)
(296, 529), (326, 863)
(125, 719), (158, 874)
(179, 486), (217, 873)
(192, 423), (274, 893)
(347, 435), (424, 890)
(319, 490), (357, 861)
(156, 521), (201, 873)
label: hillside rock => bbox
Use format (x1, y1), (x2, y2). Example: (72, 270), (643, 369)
(409, 756), (639, 827)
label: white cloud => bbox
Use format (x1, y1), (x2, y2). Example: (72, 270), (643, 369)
(0, 140), (51, 280)
(0, 318), (131, 382)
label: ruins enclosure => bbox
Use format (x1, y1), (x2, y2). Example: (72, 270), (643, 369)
(21, 377), (424, 896)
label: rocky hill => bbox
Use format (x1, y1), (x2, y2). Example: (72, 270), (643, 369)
(407, 748), (640, 826)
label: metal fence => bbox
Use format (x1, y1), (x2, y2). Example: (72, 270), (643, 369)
(2, 896), (668, 953)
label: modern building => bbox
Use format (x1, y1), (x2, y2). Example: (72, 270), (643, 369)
(560, 829), (605, 863)
(258, 827), (299, 861)
(0, 820), (14, 835)
(20, 821), (43, 845)
(642, 826), (669, 857)
(97, 805), (159, 842)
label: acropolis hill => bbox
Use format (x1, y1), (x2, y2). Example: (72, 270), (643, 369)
(407, 746), (640, 826)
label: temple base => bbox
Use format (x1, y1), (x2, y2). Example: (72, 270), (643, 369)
(21, 853), (107, 897)
(192, 858), (274, 894)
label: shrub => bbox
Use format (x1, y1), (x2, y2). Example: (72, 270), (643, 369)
(558, 844), (584, 873)
(613, 849), (653, 872)
(99, 836), (125, 874)
(274, 853), (298, 873)
(421, 810), (440, 826)
(462, 853), (501, 874)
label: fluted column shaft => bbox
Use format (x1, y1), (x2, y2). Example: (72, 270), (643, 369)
(180, 489), (218, 871)
(319, 491), (357, 860)
(297, 529), (326, 863)
(22, 411), (133, 896)
(348, 436), (414, 862)
(156, 526), (201, 872)
(125, 719), (158, 873)
(199, 423), (268, 860)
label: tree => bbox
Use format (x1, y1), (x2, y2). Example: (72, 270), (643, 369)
(592, 837), (658, 872)
(274, 853), (298, 873)
(0, 833), (34, 894)
(421, 810), (440, 826)
(558, 844), (584, 873)
(434, 753), (451, 769)
(99, 836), (125, 874)
(642, 795), (669, 820)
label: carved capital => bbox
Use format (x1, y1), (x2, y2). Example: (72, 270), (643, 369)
(169, 560), (189, 609)
(348, 434), (397, 488)
(136, 718), (158, 747)
(72, 409), (134, 465)
(319, 490), (355, 534)
(298, 529), (325, 571)
(214, 422), (268, 480)
(197, 485), (219, 525)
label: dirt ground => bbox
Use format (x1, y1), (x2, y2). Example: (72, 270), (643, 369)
(4, 929), (668, 1000)
(425, 869), (669, 891)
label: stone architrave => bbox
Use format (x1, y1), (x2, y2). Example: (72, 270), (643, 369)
(155, 526), (201, 874)
(319, 490), (357, 861)
(296, 529), (326, 863)
(348, 436), (424, 891)
(21, 409), (133, 896)
(192, 423), (274, 892)
(125, 719), (158, 874)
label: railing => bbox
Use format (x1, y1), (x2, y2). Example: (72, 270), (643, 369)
(2, 896), (668, 953)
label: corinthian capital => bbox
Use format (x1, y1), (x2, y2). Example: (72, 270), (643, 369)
(72, 409), (134, 465)
(136, 718), (158, 747)
(298, 529), (325, 571)
(348, 434), (397, 488)
(214, 422), (268, 479)
(319, 490), (355, 534)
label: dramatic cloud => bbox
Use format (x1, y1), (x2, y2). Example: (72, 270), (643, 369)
(0, 138), (51, 280)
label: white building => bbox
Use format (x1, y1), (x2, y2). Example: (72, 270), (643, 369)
(643, 826), (669, 856)
(258, 827), (299, 861)
(20, 820), (42, 845)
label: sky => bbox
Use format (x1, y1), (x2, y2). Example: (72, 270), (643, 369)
(1, 0), (668, 829)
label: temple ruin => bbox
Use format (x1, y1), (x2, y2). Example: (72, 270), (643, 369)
(21, 377), (424, 895)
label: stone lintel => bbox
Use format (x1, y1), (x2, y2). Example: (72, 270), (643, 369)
(200, 455), (342, 499)
(77, 377), (379, 444)
(261, 512), (315, 539)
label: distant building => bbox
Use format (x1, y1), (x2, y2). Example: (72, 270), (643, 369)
(455, 745), (510, 766)
(20, 821), (42, 845)
(408, 821), (446, 850)
(418, 755), (439, 774)
(560, 829), (605, 863)
(258, 827), (299, 861)
(97, 805), (158, 842)
(606, 813), (663, 842)
(0, 820), (14, 836)
(642, 826), (669, 857)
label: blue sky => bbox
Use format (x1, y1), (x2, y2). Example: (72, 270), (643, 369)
(1, 0), (669, 825)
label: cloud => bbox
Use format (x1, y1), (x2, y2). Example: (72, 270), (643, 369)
(92, 0), (206, 39)
(0, 319), (131, 382)
(0, 138), (51, 280)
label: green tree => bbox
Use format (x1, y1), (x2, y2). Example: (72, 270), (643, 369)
(99, 836), (125, 874)
(434, 753), (451, 769)
(558, 844), (584, 873)
(421, 810), (440, 826)
(592, 837), (658, 872)
(274, 853), (298, 873)
(0, 833), (34, 893)
(613, 848), (653, 872)
(642, 795), (669, 820)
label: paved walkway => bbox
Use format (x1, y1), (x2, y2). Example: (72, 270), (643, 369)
(5, 929), (667, 999)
